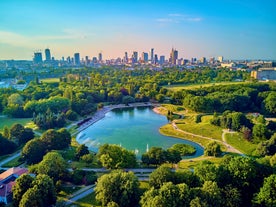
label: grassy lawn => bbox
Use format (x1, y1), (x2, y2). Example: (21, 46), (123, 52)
(175, 115), (223, 141)
(225, 133), (257, 155)
(0, 117), (32, 131)
(166, 81), (248, 91)
(160, 124), (210, 148)
(58, 186), (82, 198)
(2, 156), (24, 168)
(178, 156), (223, 169)
(40, 78), (60, 83)
(68, 192), (100, 207)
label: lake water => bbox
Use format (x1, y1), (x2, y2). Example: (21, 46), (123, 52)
(77, 107), (204, 158)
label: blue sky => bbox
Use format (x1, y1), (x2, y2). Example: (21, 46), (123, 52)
(0, 0), (275, 60)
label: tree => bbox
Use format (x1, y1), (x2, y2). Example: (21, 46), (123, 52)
(166, 148), (182, 166)
(2, 126), (10, 139)
(19, 186), (43, 207)
(13, 174), (35, 207)
(221, 184), (242, 207)
(169, 143), (196, 156)
(253, 123), (270, 141)
(140, 182), (191, 207)
(95, 170), (139, 207)
(40, 128), (71, 150)
(253, 174), (276, 206)
(21, 139), (47, 164)
(149, 165), (174, 189)
(75, 144), (89, 160)
(201, 181), (222, 207)
(204, 141), (222, 157)
(0, 134), (17, 156)
(36, 152), (68, 182)
(141, 147), (167, 166)
(9, 123), (34, 145)
(97, 144), (136, 169)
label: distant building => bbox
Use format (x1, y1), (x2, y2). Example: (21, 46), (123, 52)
(218, 56), (224, 62)
(251, 68), (276, 81)
(170, 48), (178, 65)
(159, 55), (165, 65)
(124, 52), (128, 63)
(154, 54), (158, 64)
(74, 53), (80, 65)
(262, 61), (276, 68)
(141, 52), (148, 63)
(98, 53), (103, 62)
(33, 52), (43, 64)
(0, 167), (29, 204)
(132, 51), (138, 63)
(200, 57), (206, 64)
(45, 48), (51, 62)
(150, 48), (154, 64)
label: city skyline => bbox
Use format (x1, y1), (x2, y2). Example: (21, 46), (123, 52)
(0, 0), (275, 60)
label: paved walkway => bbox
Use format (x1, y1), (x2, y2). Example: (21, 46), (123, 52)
(171, 121), (244, 155)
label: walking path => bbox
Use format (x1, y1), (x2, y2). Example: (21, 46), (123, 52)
(171, 121), (244, 155)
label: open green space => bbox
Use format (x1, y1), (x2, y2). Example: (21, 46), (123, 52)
(175, 115), (223, 141)
(40, 77), (60, 83)
(1, 156), (24, 168)
(68, 192), (100, 207)
(0, 117), (32, 131)
(166, 81), (248, 91)
(225, 133), (257, 155)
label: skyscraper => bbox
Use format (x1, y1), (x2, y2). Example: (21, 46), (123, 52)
(45, 48), (51, 62)
(124, 52), (128, 63)
(154, 54), (158, 64)
(33, 52), (43, 64)
(170, 48), (178, 65)
(150, 48), (154, 64)
(159, 56), (165, 65)
(132, 51), (138, 63)
(218, 56), (224, 62)
(142, 52), (148, 63)
(98, 52), (103, 62)
(74, 53), (80, 65)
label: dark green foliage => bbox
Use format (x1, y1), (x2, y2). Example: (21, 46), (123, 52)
(0, 133), (17, 155)
(204, 141), (222, 157)
(71, 169), (97, 185)
(149, 165), (174, 188)
(9, 123), (34, 145)
(21, 139), (47, 164)
(97, 144), (137, 169)
(95, 170), (139, 207)
(169, 143), (196, 156)
(75, 144), (89, 160)
(256, 133), (276, 156)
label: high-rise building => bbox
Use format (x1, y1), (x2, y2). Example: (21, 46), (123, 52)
(98, 53), (102, 62)
(45, 48), (51, 62)
(33, 52), (43, 64)
(170, 48), (178, 65)
(200, 57), (206, 64)
(150, 48), (154, 64)
(154, 54), (158, 64)
(159, 56), (165, 65)
(141, 52), (148, 63)
(124, 52), (128, 63)
(132, 51), (138, 63)
(218, 56), (224, 62)
(74, 53), (80, 65)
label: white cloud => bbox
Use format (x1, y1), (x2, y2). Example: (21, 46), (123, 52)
(155, 13), (202, 25)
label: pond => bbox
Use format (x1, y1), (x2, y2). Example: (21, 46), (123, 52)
(77, 107), (204, 158)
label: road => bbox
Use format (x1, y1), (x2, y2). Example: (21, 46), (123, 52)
(0, 152), (21, 169)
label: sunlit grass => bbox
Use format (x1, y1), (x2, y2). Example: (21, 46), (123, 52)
(225, 133), (257, 155)
(166, 81), (248, 91)
(40, 78), (60, 83)
(0, 117), (32, 131)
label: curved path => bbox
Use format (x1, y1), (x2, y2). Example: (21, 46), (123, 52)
(171, 121), (244, 155)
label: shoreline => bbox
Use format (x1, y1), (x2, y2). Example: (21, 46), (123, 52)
(75, 102), (160, 138)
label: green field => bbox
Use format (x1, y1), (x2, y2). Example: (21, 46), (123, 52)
(40, 78), (60, 83)
(225, 133), (257, 155)
(166, 81), (248, 91)
(176, 115), (223, 140)
(0, 117), (32, 131)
